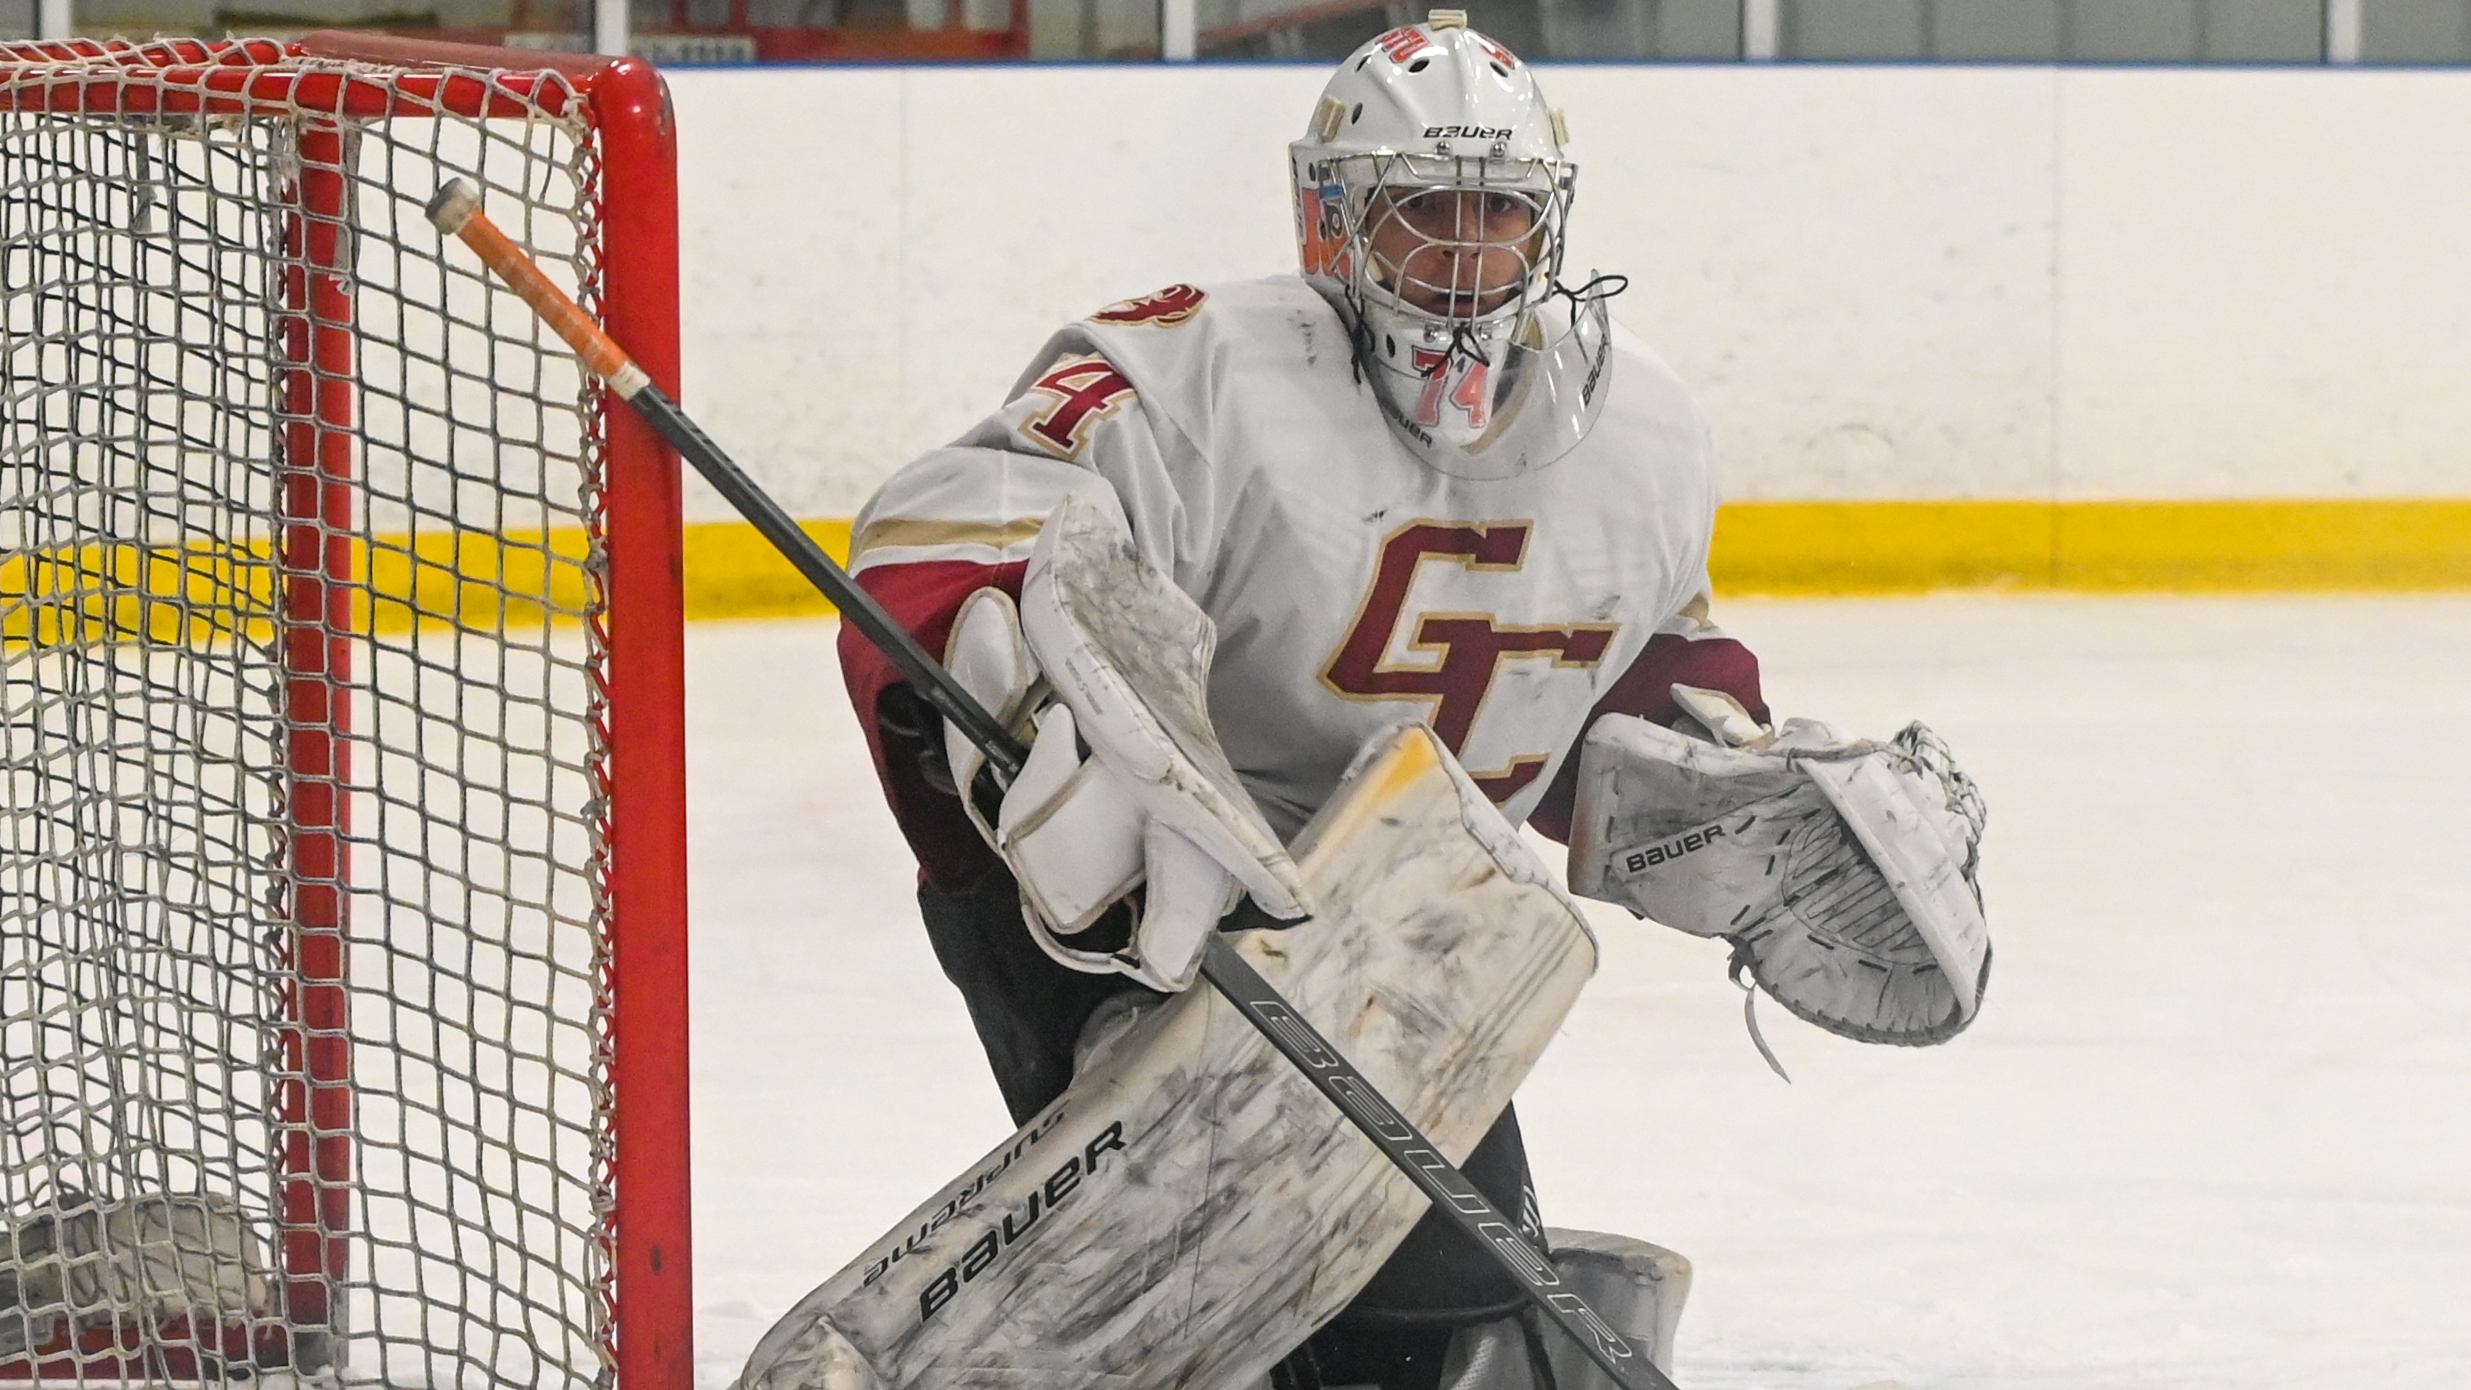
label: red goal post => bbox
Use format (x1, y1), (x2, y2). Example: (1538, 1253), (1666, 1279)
(1, 33), (690, 1389)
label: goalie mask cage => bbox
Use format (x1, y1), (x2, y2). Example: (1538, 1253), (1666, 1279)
(0, 34), (691, 1390)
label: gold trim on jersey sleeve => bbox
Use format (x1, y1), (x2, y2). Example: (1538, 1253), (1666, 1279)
(849, 515), (1046, 562)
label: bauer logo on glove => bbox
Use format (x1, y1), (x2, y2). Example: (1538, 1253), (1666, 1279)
(1567, 687), (1991, 1047)
(1618, 823), (1730, 873)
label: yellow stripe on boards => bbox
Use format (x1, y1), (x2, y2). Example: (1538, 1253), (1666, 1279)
(1710, 499), (2471, 595)
(1709, 502), (2056, 595)
(671, 499), (2471, 616)
(637, 501), (2471, 616)
(1, 530), (597, 647)
(366, 527), (597, 631)
(18, 502), (2463, 648)
(2051, 500), (2471, 592)
(0, 520), (864, 648)
(1, 539), (282, 646)
(681, 518), (854, 620)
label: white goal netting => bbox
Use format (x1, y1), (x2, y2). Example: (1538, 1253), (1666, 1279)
(2, 39), (652, 1389)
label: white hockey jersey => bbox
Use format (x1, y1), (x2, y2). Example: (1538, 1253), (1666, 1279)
(848, 275), (1727, 840)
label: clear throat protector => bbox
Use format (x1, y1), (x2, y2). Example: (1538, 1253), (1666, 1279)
(1346, 282), (1617, 482)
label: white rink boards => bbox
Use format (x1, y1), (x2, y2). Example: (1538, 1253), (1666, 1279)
(682, 595), (2471, 1390)
(663, 65), (2471, 518)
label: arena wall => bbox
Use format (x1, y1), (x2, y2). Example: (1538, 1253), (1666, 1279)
(659, 63), (2471, 605)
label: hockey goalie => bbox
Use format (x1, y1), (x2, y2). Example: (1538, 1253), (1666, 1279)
(742, 13), (1991, 1389)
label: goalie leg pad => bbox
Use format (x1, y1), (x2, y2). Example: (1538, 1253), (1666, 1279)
(736, 723), (1598, 1390)
(1286, 1231), (1688, 1390)
(1537, 1229), (1690, 1386)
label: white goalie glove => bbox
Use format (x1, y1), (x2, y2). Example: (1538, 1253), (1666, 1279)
(1568, 686), (1990, 1047)
(942, 491), (1312, 992)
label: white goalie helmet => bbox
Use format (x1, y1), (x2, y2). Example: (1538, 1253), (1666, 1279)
(1290, 10), (1617, 480)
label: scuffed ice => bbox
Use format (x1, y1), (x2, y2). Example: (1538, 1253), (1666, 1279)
(685, 596), (2471, 1390)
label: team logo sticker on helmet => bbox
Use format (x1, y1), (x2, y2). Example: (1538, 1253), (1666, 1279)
(1021, 354), (1137, 458)
(1297, 179), (1350, 280)
(1091, 284), (1207, 327)
(1374, 24), (1439, 64)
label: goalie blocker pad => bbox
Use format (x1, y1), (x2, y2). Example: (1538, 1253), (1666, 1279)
(1568, 714), (1990, 1046)
(999, 491), (1313, 989)
(736, 722), (1598, 1390)
(1016, 492), (1310, 925)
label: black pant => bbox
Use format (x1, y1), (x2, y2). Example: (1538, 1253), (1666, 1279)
(918, 871), (1547, 1390)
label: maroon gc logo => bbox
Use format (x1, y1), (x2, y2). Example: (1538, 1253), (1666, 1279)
(1323, 521), (1616, 802)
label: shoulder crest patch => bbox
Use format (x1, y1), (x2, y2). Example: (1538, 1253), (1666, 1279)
(1092, 284), (1206, 327)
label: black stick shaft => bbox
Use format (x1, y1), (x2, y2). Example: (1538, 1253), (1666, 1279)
(1199, 938), (1676, 1390)
(628, 385), (1028, 780)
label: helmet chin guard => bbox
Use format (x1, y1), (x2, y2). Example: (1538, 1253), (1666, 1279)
(1290, 11), (1617, 479)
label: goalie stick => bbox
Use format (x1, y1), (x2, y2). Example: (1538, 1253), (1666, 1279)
(425, 177), (1677, 1390)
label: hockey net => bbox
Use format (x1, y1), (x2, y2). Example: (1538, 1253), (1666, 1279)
(0, 36), (689, 1389)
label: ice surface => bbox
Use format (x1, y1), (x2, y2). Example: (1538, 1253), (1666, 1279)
(684, 595), (2471, 1390)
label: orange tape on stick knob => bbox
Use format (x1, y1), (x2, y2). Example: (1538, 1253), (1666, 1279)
(423, 178), (652, 400)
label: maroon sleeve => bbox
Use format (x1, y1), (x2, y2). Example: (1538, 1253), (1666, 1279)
(835, 558), (1029, 891)
(1523, 632), (1769, 845)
